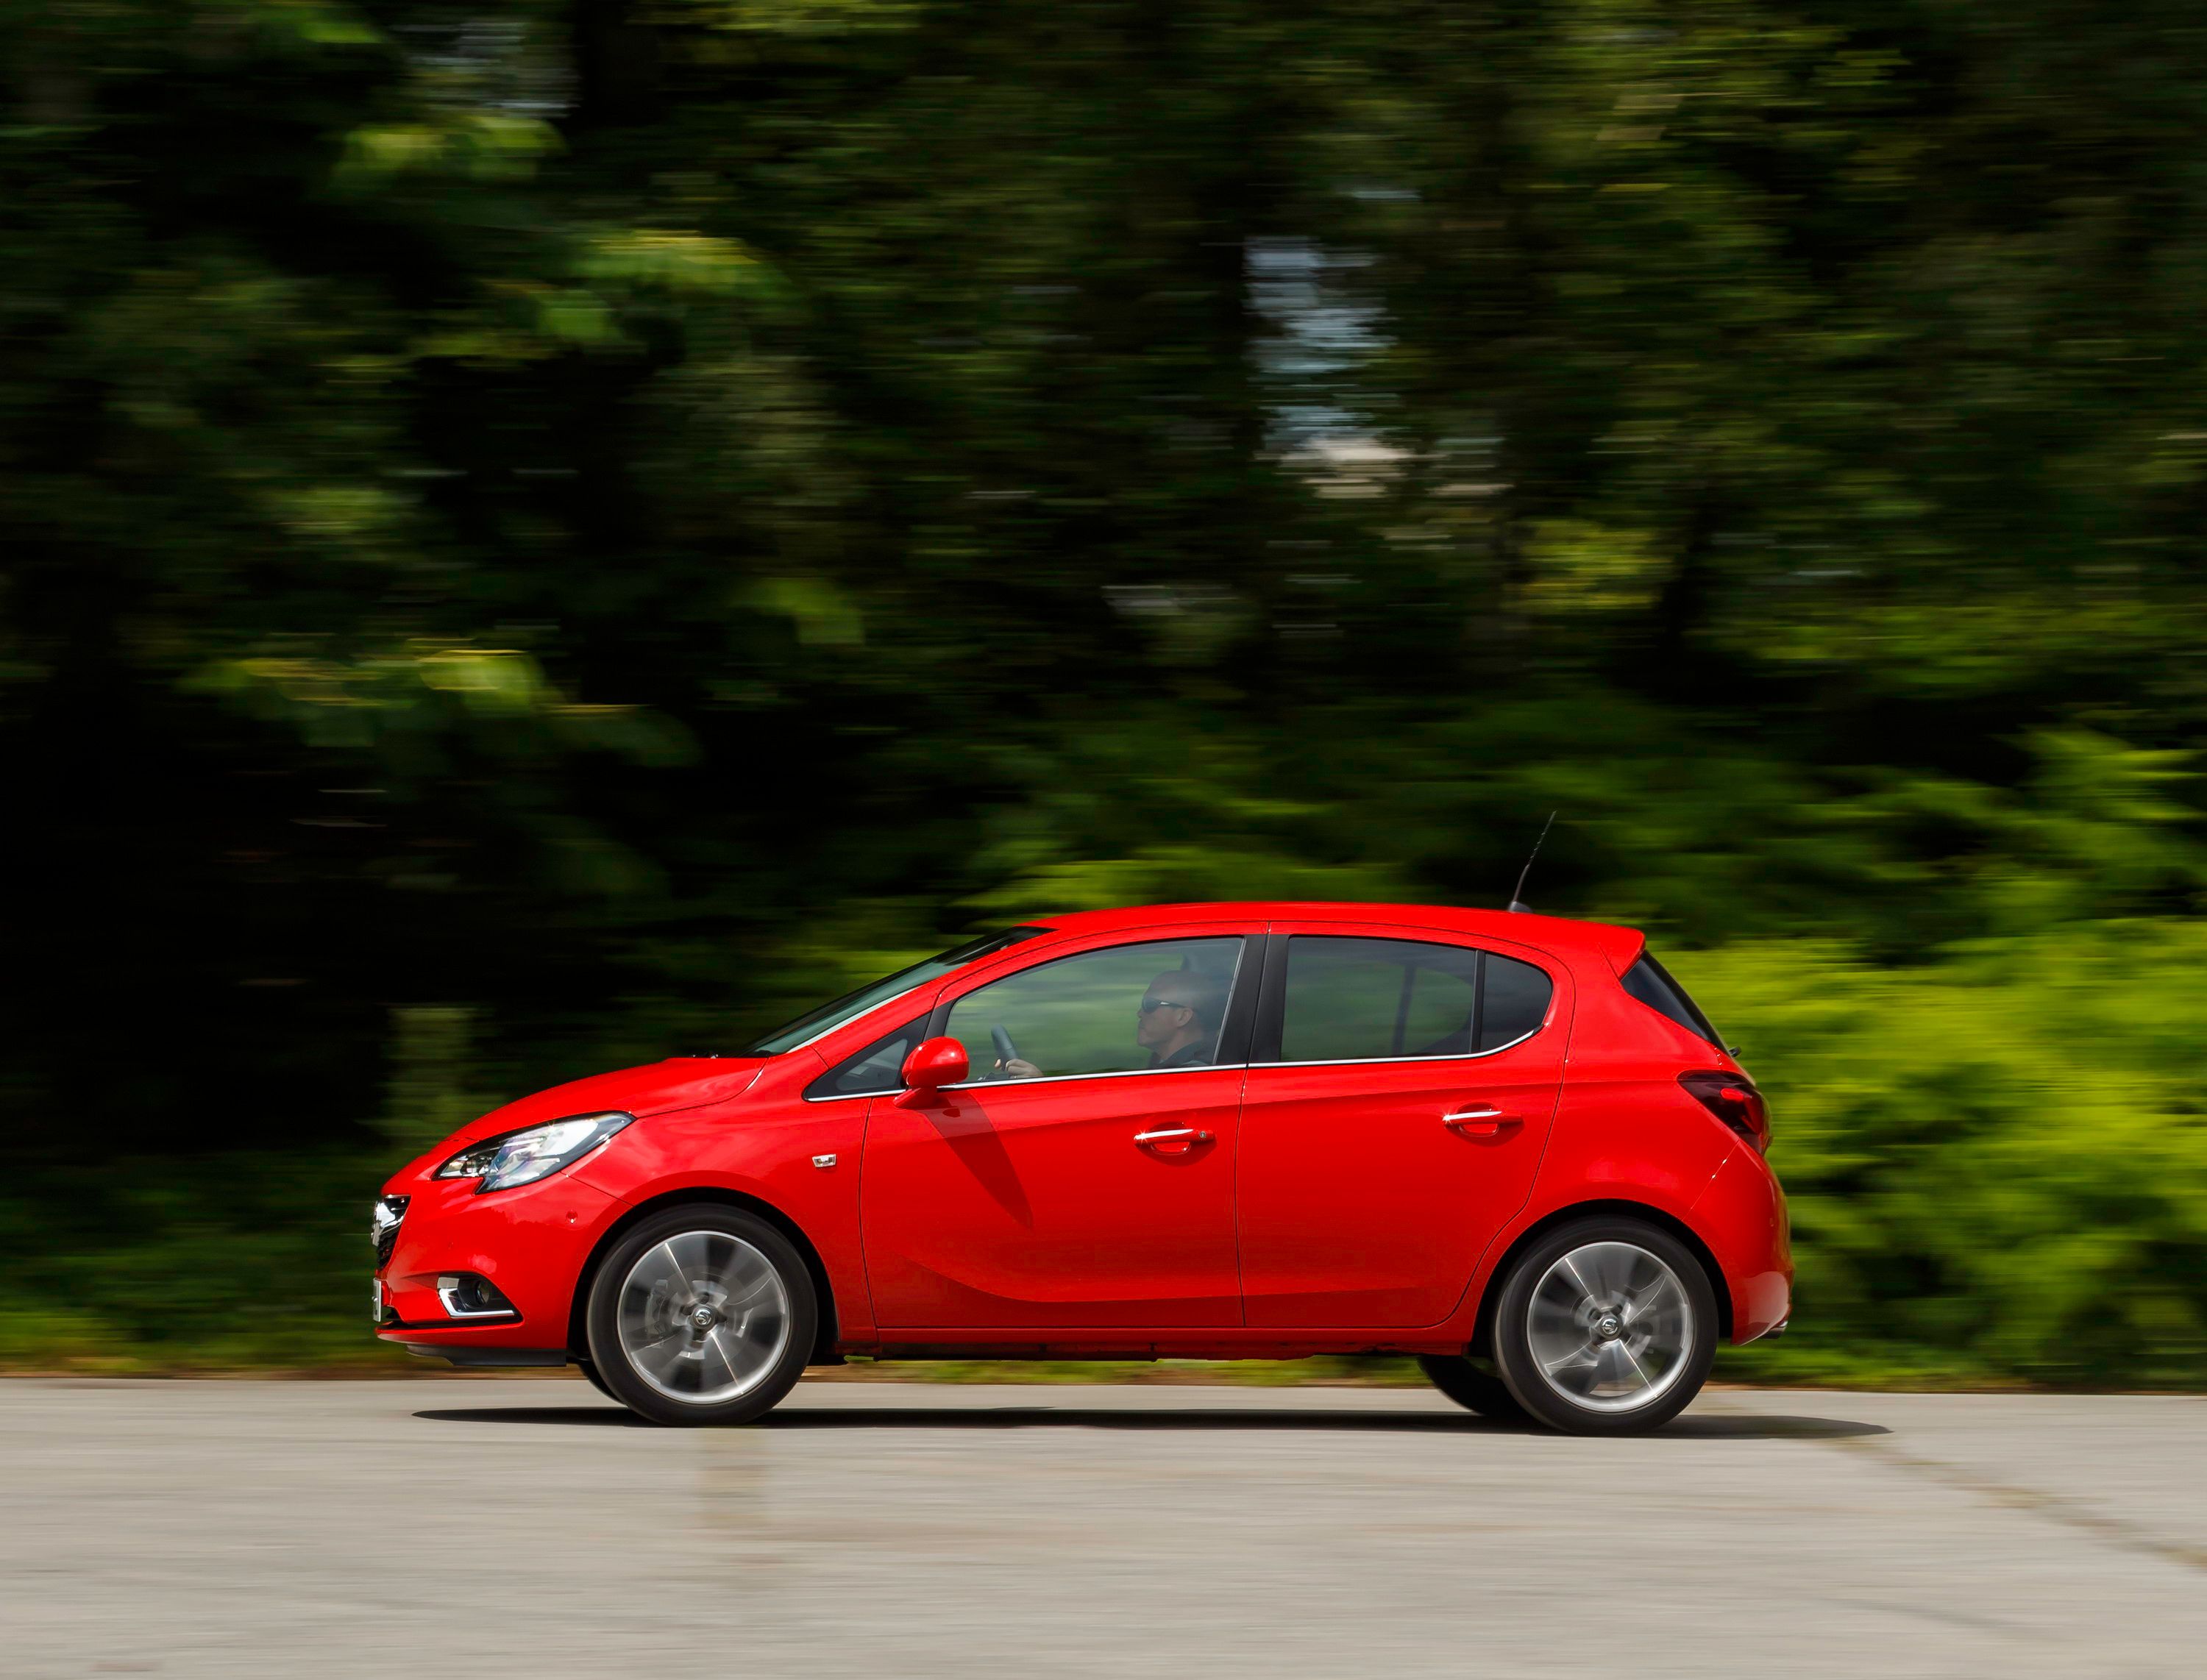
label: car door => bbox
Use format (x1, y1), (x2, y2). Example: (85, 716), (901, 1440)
(1235, 923), (1571, 1328)
(861, 927), (1255, 1328)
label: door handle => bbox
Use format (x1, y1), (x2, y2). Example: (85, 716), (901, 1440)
(1134, 1126), (1215, 1153)
(1442, 1107), (1524, 1136)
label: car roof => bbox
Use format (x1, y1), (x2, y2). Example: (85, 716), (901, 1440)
(1020, 902), (1645, 975)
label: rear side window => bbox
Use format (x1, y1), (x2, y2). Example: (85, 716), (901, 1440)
(806, 1017), (925, 1099)
(1275, 937), (1553, 1063)
(1480, 954), (1554, 1050)
(1621, 953), (1721, 1046)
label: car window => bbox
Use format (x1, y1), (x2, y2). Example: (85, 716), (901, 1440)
(744, 927), (1049, 1055)
(1279, 937), (1480, 1061)
(1620, 952), (1720, 1046)
(1276, 936), (1551, 1062)
(805, 1017), (925, 1100)
(943, 937), (1247, 1081)
(1479, 953), (1554, 1050)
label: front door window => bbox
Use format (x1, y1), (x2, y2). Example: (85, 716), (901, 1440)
(942, 936), (1247, 1080)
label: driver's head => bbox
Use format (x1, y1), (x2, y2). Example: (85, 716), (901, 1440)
(1136, 969), (1227, 1054)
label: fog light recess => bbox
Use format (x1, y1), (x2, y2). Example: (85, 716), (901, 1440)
(436, 1273), (519, 1320)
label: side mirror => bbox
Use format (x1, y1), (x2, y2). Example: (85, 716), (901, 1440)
(895, 1036), (969, 1106)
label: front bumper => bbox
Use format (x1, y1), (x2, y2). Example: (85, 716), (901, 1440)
(373, 1170), (627, 1354)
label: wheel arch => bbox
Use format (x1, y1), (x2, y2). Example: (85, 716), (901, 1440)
(1466, 1199), (1732, 1359)
(567, 1188), (841, 1367)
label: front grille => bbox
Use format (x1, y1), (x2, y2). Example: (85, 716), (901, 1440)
(371, 1195), (410, 1268)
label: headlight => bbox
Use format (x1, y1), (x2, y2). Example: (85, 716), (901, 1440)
(436, 1112), (633, 1193)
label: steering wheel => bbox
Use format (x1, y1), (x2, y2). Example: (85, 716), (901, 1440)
(990, 1024), (1021, 1069)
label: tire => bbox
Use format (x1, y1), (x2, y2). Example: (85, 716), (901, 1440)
(584, 1205), (818, 1427)
(1415, 1354), (1528, 1421)
(574, 1359), (619, 1403)
(1490, 1217), (1718, 1437)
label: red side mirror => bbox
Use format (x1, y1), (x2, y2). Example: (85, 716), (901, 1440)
(895, 1036), (969, 1105)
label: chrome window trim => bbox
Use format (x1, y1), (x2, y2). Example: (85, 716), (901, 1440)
(803, 1011), (1545, 1096)
(939, 1060), (1248, 1092)
(1250, 1023), (1543, 1071)
(804, 1058), (1254, 1099)
(934, 1025), (1542, 1090)
(798, 1022), (1543, 1097)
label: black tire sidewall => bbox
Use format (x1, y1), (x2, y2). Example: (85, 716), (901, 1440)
(575, 1358), (619, 1403)
(585, 1205), (818, 1427)
(1415, 1353), (1529, 1421)
(1493, 1217), (1718, 1436)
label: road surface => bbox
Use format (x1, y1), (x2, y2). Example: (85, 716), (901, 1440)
(4, 1378), (2204, 1678)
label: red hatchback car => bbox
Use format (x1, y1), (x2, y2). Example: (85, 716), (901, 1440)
(373, 903), (1789, 1434)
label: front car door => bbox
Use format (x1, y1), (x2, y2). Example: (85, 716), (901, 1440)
(861, 927), (1256, 1328)
(1235, 923), (1571, 1328)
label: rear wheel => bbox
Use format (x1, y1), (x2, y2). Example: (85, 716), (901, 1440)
(584, 1206), (817, 1427)
(1491, 1217), (1717, 1437)
(1415, 1355), (1528, 1421)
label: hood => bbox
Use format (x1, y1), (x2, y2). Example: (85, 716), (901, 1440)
(397, 1056), (770, 1179)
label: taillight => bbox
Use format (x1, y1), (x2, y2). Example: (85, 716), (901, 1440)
(1678, 1070), (1770, 1153)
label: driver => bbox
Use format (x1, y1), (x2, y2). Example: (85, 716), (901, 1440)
(996, 969), (1228, 1078)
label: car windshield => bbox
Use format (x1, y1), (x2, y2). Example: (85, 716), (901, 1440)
(743, 928), (1049, 1056)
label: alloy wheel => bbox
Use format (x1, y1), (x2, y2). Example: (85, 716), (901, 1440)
(1523, 1239), (1696, 1414)
(614, 1230), (792, 1405)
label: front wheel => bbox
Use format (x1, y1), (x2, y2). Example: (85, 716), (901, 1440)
(574, 1358), (619, 1403)
(1491, 1218), (1717, 1436)
(584, 1206), (817, 1427)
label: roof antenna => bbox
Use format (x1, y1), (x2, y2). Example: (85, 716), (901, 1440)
(1508, 811), (1557, 914)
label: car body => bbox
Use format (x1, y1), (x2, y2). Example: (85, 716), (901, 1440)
(373, 902), (1789, 1433)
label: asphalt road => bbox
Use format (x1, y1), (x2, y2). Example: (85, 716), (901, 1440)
(4, 1378), (2205, 1679)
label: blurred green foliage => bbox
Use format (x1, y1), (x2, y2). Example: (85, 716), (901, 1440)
(1685, 928), (2207, 1388)
(7, 0), (2207, 1383)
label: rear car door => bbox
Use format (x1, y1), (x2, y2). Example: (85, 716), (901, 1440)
(860, 928), (1256, 1328)
(1235, 924), (1570, 1328)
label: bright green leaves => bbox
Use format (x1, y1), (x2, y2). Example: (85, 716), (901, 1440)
(191, 643), (690, 764)
(1683, 927), (2207, 1388)
(334, 114), (559, 187)
(572, 229), (759, 295)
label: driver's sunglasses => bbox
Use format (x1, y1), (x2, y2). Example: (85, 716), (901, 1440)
(1138, 997), (1191, 1014)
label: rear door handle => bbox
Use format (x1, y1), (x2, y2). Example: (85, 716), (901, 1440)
(1442, 1107), (1524, 1136)
(1134, 1126), (1214, 1154)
